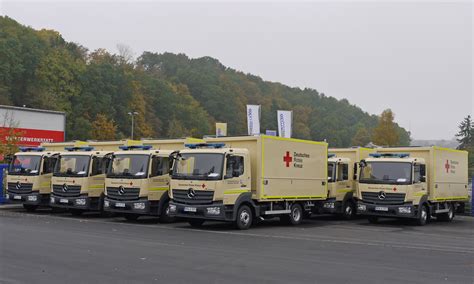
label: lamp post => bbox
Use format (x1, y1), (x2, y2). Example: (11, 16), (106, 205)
(128, 111), (138, 139)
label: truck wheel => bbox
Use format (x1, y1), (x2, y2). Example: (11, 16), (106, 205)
(159, 201), (176, 223)
(342, 200), (356, 220)
(235, 205), (253, 230)
(415, 205), (429, 226)
(70, 209), (83, 216)
(280, 203), (303, 225)
(438, 203), (455, 222)
(124, 214), (140, 221)
(367, 216), (379, 224)
(23, 204), (38, 212)
(188, 219), (205, 228)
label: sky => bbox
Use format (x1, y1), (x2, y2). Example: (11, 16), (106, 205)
(0, 0), (472, 140)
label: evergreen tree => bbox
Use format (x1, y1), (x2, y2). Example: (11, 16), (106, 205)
(455, 115), (473, 150)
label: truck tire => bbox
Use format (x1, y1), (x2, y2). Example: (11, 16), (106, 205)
(23, 204), (38, 212)
(367, 216), (378, 224)
(280, 203), (303, 225)
(235, 204), (253, 230)
(159, 201), (176, 223)
(415, 204), (429, 226)
(341, 200), (356, 220)
(437, 203), (455, 222)
(124, 214), (140, 221)
(188, 219), (205, 228)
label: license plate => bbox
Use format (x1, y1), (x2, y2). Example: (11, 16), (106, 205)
(115, 202), (126, 208)
(184, 206), (197, 212)
(60, 198), (68, 204)
(14, 195), (21, 200)
(375, 206), (388, 212)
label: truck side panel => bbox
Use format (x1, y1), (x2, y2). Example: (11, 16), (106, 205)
(432, 147), (468, 201)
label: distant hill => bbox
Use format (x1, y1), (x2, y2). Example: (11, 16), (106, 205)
(411, 139), (459, 149)
(0, 16), (410, 147)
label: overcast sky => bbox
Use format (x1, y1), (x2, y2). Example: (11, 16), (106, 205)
(1, 0), (472, 140)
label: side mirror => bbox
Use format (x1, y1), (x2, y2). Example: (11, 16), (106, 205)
(359, 160), (367, 168)
(420, 176), (426, 183)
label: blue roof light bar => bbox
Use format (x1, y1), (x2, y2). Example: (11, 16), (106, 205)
(19, 147), (45, 152)
(64, 146), (94, 152)
(328, 153), (336, 158)
(118, 145), (153, 151)
(369, 153), (410, 158)
(185, 143), (226, 149)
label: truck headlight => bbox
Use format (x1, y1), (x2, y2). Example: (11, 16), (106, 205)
(206, 207), (220, 215)
(324, 202), (335, 209)
(50, 197), (55, 204)
(75, 198), (86, 206)
(358, 204), (366, 211)
(104, 200), (109, 208)
(169, 204), (176, 213)
(134, 202), (146, 210)
(28, 195), (37, 202)
(398, 207), (411, 214)
(5, 193), (9, 200)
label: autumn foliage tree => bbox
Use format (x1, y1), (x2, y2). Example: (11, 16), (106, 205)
(91, 114), (117, 140)
(372, 109), (400, 146)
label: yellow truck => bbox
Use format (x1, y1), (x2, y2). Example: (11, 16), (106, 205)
(321, 148), (374, 219)
(356, 147), (469, 225)
(103, 139), (190, 222)
(49, 146), (113, 215)
(5, 147), (59, 211)
(168, 135), (328, 230)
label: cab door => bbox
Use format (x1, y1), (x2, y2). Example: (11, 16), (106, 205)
(335, 163), (351, 201)
(148, 155), (171, 201)
(88, 155), (111, 197)
(222, 154), (250, 205)
(39, 155), (57, 194)
(412, 163), (427, 197)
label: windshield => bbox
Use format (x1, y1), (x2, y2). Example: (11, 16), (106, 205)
(54, 155), (90, 177)
(8, 155), (42, 175)
(359, 162), (412, 184)
(107, 154), (149, 179)
(172, 153), (224, 180)
(328, 162), (336, 182)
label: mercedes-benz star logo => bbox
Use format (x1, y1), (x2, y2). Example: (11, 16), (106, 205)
(118, 186), (125, 195)
(16, 181), (21, 190)
(62, 184), (68, 192)
(187, 188), (196, 199)
(378, 191), (386, 200)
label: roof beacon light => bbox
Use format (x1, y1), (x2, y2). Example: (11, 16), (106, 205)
(118, 145), (153, 151)
(19, 147), (45, 152)
(185, 143), (226, 149)
(328, 153), (336, 158)
(64, 146), (94, 152)
(369, 153), (410, 158)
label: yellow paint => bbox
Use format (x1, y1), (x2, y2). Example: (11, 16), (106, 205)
(88, 185), (104, 189)
(185, 137), (205, 144)
(40, 182), (50, 187)
(149, 187), (169, 191)
(224, 189), (250, 194)
(261, 135), (328, 146)
(433, 196), (468, 201)
(414, 192), (426, 197)
(264, 195), (326, 199)
(337, 189), (353, 193)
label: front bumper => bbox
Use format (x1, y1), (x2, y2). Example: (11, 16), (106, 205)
(357, 201), (417, 218)
(50, 194), (101, 211)
(103, 197), (155, 215)
(6, 191), (49, 206)
(169, 201), (232, 221)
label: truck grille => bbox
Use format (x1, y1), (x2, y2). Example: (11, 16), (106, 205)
(106, 187), (140, 201)
(361, 192), (406, 205)
(172, 189), (214, 205)
(52, 184), (81, 197)
(7, 182), (33, 194)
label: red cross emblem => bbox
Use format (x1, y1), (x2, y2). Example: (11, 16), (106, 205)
(283, 151), (293, 167)
(445, 160), (450, 173)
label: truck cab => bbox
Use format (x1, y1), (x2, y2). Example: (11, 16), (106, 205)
(357, 153), (429, 224)
(323, 155), (354, 218)
(103, 145), (175, 222)
(50, 146), (112, 215)
(5, 147), (59, 211)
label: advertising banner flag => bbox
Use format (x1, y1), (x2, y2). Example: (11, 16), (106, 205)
(246, 105), (261, 135)
(277, 110), (292, 138)
(216, 123), (227, 137)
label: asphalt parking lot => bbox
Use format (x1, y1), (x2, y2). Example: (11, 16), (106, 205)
(0, 206), (473, 284)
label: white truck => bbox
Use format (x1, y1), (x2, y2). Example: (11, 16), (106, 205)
(168, 135), (328, 229)
(356, 147), (469, 225)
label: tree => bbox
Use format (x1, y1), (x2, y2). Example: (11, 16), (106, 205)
(91, 114), (117, 140)
(0, 111), (24, 161)
(372, 109), (400, 146)
(455, 115), (473, 150)
(351, 127), (371, 147)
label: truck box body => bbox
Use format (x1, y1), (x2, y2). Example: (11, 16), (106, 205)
(205, 135), (328, 201)
(376, 147), (468, 202)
